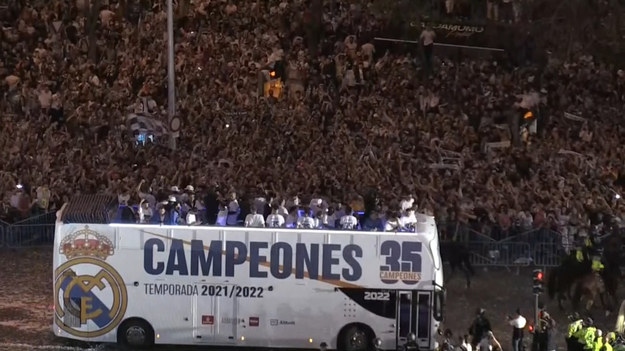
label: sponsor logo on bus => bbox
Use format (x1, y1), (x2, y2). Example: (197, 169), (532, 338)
(379, 241), (423, 285)
(270, 319), (295, 326)
(54, 226), (128, 338)
(221, 317), (244, 324)
(249, 317), (260, 327)
(202, 315), (214, 325)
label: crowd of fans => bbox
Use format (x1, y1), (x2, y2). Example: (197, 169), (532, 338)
(1, 0), (625, 244)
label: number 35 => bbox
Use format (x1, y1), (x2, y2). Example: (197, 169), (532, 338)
(380, 241), (422, 284)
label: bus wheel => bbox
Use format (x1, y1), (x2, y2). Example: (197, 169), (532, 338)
(339, 325), (372, 351)
(118, 319), (154, 349)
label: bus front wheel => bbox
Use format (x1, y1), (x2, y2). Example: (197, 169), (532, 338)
(339, 324), (374, 351)
(118, 318), (154, 349)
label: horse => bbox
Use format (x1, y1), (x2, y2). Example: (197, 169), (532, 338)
(571, 272), (611, 314)
(547, 252), (592, 310)
(440, 241), (475, 288)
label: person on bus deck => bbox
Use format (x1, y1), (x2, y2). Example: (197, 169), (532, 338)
(297, 207), (316, 229)
(151, 205), (172, 225)
(186, 207), (199, 225)
(339, 205), (359, 230)
(400, 206), (418, 231)
(313, 210), (324, 228)
(180, 185), (194, 204)
(170, 186), (182, 202)
(285, 206), (299, 228)
(138, 199), (153, 224)
(363, 209), (384, 231)
(171, 201), (183, 225)
(400, 194), (416, 212)
(216, 201), (228, 226)
(276, 198), (289, 219)
(384, 210), (404, 232)
(325, 206), (336, 228)
(266, 204), (286, 228)
(245, 206), (266, 227)
(226, 191), (240, 226)
(333, 202), (346, 227)
(309, 197), (324, 216)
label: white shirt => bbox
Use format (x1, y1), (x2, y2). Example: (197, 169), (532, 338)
(509, 315), (527, 329)
(477, 338), (492, 351)
(138, 206), (153, 223)
(340, 215), (358, 230)
(277, 205), (289, 218)
(245, 213), (266, 227)
(458, 341), (473, 351)
(216, 208), (228, 226)
(385, 218), (403, 232)
(400, 212), (418, 229)
(297, 216), (317, 229)
(186, 212), (197, 225)
(420, 29), (436, 46)
(227, 200), (240, 226)
(266, 213), (285, 228)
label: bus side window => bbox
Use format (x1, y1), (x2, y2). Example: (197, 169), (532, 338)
(433, 290), (444, 321)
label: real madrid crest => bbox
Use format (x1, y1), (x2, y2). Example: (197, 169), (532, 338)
(54, 226), (127, 338)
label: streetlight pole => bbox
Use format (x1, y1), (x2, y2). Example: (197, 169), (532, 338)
(166, 0), (176, 150)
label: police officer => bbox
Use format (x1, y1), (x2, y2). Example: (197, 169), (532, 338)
(594, 330), (604, 351)
(602, 333), (616, 351)
(567, 315), (584, 351)
(580, 319), (597, 351)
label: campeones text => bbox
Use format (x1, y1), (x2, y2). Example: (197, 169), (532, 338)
(144, 239), (363, 281)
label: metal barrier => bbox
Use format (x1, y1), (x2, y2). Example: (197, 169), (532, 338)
(0, 224), (4, 248)
(467, 241), (533, 268)
(3, 212), (56, 249)
(533, 242), (564, 268)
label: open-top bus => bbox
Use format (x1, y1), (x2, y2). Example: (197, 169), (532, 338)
(53, 196), (444, 350)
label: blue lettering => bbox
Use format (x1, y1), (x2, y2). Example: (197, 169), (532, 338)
(322, 244), (341, 280)
(225, 241), (247, 277)
(166, 239), (189, 275)
(270, 242), (292, 279)
(190, 240), (222, 276)
(295, 243), (319, 279)
(144, 238), (165, 275)
(249, 242), (268, 278)
(342, 244), (363, 281)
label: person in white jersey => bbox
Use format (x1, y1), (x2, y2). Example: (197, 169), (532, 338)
(385, 211), (405, 232)
(226, 191), (240, 226)
(297, 207), (317, 229)
(244, 206), (266, 227)
(266, 204), (285, 228)
(339, 206), (359, 230)
(216, 201), (228, 226)
(400, 206), (418, 231)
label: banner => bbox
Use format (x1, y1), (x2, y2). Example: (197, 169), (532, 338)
(409, 20), (505, 50)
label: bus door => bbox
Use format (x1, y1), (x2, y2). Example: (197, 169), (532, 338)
(396, 291), (432, 350)
(193, 285), (238, 344)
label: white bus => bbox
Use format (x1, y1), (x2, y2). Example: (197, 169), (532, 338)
(53, 212), (444, 350)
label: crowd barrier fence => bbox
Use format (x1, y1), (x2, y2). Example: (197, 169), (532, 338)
(1, 212), (56, 249)
(0, 221), (5, 248)
(466, 241), (533, 269)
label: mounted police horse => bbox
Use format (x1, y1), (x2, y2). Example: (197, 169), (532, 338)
(548, 236), (621, 314)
